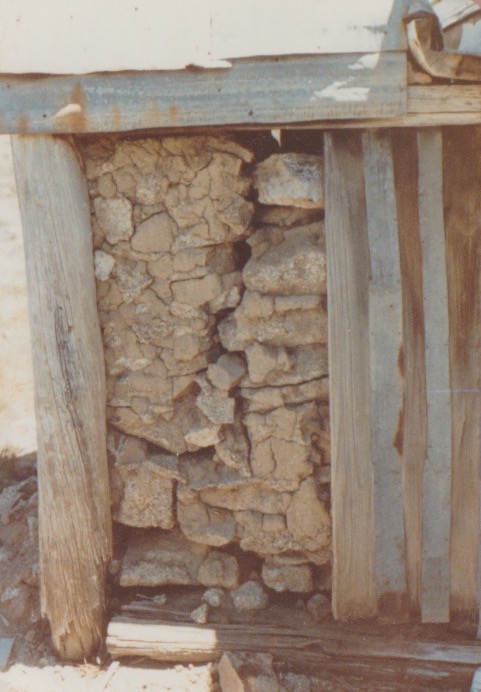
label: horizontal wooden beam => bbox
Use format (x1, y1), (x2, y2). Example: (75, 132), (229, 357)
(0, 52), (407, 134)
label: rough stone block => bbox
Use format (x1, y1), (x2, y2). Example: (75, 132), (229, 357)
(231, 581), (269, 611)
(119, 529), (209, 587)
(93, 197), (134, 243)
(197, 551), (240, 589)
(254, 153), (324, 208)
(261, 563), (313, 593)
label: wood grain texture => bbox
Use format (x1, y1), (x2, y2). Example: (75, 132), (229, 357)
(362, 129), (407, 619)
(443, 126), (481, 617)
(107, 616), (481, 667)
(392, 129), (427, 614)
(417, 128), (451, 624)
(0, 52), (407, 134)
(11, 135), (112, 660)
(325, 132), (377, 620)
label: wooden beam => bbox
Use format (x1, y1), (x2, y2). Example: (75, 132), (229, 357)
(392, 129), (426, 614)
(443, 126), (481, 618)
(417, 129), (451, 624)
(107, 616), (481, 668)
(362, 129), (407, 620)
(11, 135), (112, 660)
(325, 132), (377, 620)
(0, 52), (407, 134)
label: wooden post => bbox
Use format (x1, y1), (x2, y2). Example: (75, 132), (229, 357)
(325, 132), (377, 620)
(11, 135), (112, 660)
(392, 129), (427, 614)
(362, 130), (407, 620)
(417, 128), (451, 623)
(443, 127), (481, 619)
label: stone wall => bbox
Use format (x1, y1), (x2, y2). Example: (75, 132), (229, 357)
(80, 134), (331, 599)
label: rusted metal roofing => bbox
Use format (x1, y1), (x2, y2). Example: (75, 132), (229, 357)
(0, 0), (409, 74)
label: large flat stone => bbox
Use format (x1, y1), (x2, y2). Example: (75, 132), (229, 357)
(254, 153), (324, 209)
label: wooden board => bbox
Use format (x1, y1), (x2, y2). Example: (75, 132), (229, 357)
(443, 126), (481, 617)
(325, 132), (377, 620)
(0, 0), (408, 74)
(431, 0), (481, 28)
(0, 52), (406, 135)
(417, 129), (451, 624)
(362, 130), (407, 619)
(107, 616), (481, 667)
(11, 136), (112, 660)
(392, 129), (427, 613)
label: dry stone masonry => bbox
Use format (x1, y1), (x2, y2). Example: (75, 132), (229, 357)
(81, 134), (331, 602)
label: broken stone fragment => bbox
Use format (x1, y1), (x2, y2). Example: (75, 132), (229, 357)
(261, 562), (313, 593)
(306, 593), (331, 622)
(218, 651), (282, 692)
(112, 461), (175, 529)
(218, 296), (327, 350)
(197, 551), (240, 589)
(254, 153), (324, 208)
(242, 380), (328, 414)
(93, 197), (134, 244)
(243, 223), (326, 296)
(286, 477), (331, 545)
(200, 483), (292, 514)
(207, 353), (247, 391)
(243, 343), (328, 388)
(195, 373), (236, 425)
(119, 529), (209, 587)
(256, 204), (322, 228)
(177, 496), (237, 547)
(231, 581), (269, 611)
(190, 603), (209, 624)
(94, 250), (115, 281)
(202, 588), (226, 608)
(280, 672), (312, 692)
(214, 416), (251, 477)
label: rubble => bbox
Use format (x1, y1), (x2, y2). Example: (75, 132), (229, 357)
(231, 581), (269, 611)
(254, 152), (324, 208)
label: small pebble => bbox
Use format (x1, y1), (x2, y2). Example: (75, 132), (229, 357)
(306, 593), (331, 622)
(153, 594), (167, 606)
(38, 657), (50, 667)
(231, 580), (269, 611)
(190, 603), (209, 624)
(202, 588), (225, 608)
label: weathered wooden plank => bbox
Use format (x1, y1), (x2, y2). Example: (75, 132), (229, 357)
(11, 136), (112, 660)
(443, 126), (481, 617)
(417, 128), (451, 624)
(325, 132), (377, 620)
(107, 616), (481, 667)
(362, 130), (407, 620)
(408, 85), (481, 114)
(0, 53), (407, 134)
(0, 0), (408, 75)
(392, 129), (427, 613)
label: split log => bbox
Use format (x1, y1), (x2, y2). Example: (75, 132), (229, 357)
(362, 129), (407, 620)
(416, 128), (451, 623)
(443, 126), (481, 618)
(392, 129), (427, 614)
(324, 132), (376, 620)
(11, 135), (112, 660)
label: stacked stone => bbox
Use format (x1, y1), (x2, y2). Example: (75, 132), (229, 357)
(83, 137), (331, 598)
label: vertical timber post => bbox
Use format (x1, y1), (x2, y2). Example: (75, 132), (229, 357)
(11, 135), (112, 660)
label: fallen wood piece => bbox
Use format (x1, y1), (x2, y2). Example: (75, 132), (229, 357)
(107, 616), (481, 668)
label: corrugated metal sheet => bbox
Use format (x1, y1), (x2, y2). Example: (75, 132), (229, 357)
(0, 0), (408, 75)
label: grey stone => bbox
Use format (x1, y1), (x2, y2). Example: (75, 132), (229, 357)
(281, 673), (311, 692)
(197, 551), (240, 589)
(218, 652), (282, 692)
(207, 353), (247, 391)
(94, 250), (115, 281)
(254, 153), (324, 208)
(261, 563), (313, 593)
(244, 344), (328, 388)
(195, 374), (235, 425)
(243, 224), (326, 296)
(119, 529), (209, 587)
(112, 461), (175, 528)
(202, 588), (226, 608)
(93, 197), (134, 243)
(190, 603), (209, 624)
(231, 581), (269, 611)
